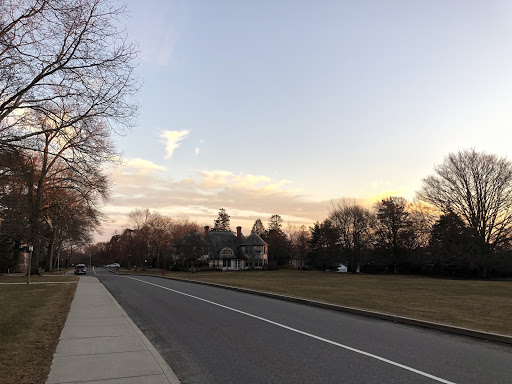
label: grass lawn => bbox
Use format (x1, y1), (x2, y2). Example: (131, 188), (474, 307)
(0, 277), (77, 384)
(125, 269), (512, 336)
(0, 275), (77, 284)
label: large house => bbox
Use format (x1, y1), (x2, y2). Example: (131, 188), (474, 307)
(174, 226), (268, 270)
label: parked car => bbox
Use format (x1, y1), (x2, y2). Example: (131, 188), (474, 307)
(74, 264), (87, 275)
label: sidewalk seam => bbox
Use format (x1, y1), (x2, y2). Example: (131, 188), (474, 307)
(54, 348), (147, 357)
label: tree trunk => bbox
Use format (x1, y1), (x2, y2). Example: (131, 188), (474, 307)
(45, 227), (57, 272)
(29, 149), (48, 275)
(29, 219), (41, 275)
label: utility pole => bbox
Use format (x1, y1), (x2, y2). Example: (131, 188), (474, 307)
(26, 245), (33, 285)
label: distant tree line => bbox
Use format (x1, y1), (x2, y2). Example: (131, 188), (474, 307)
(202, 150), (512, 279)
(85, 208), (201, 271)
(307, 149), (512, 279)
(35, 149), (512, 279)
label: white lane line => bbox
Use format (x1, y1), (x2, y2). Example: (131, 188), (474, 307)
(126, 276), (456, 384)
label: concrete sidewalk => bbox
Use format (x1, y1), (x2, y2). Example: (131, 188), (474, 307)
(46, 276), (180, 384)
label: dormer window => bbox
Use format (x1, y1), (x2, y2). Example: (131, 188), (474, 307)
(220, 247), (234, 256)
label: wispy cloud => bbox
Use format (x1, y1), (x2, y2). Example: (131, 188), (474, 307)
(160, 130), (189, 159)
(99, 162), (416, 244)
(156, 27), (177, 66)
(130, 1), (185, 67)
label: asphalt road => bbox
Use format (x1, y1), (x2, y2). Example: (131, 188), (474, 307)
(93, 269), (512, 384)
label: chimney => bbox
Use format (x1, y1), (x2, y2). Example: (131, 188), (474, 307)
(204, 226), (210, 242)
(237, 226), (242, 244)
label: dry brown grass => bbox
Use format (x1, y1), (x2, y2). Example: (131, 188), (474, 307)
(0, 281), (77, 384)
(163, 270), (512, 336)
(0, 275), (77, 284)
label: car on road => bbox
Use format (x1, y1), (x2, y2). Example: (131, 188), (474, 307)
(74, 264), (87, 275)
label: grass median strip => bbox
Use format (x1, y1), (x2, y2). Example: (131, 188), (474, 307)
(0, 277), (77, 384)
(121, 269), (512, 336)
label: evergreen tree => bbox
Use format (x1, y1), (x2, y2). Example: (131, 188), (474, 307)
(251, 218), (265, 235)
(374, 196), (410, 274)
(268, 214), (284, 232)
(308, 220), (339, 270)
(212, 208), (231, 231)
(430, 211), (473, 275)
(262, 214), (289, 266)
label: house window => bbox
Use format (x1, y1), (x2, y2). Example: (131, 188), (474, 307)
(220, 248), (234, 256)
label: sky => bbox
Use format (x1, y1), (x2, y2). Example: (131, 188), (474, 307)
(98, 0), (512, 241)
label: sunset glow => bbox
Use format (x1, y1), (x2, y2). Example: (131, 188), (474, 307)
(98, 0), (512, 239)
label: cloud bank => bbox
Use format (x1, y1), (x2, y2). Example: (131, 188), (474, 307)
(98, 160), (330, 241)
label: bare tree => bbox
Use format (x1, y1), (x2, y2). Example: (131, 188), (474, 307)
(0, 0), (138, 148)
(418, 149), (512, 278)
(128, 208), (151, 269)
(42, 185), (102, 271)
(171, 216), (201, 240)
(0, 0), (138, 273)
(408, 200), (439, 248)
(146, 213), (174, 268)
(21, 110), (111, 273)
(287, 224), (310, 270)
(329, 199), (374, 273)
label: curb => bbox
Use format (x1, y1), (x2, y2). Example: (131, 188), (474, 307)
(112, 271), (512, 346)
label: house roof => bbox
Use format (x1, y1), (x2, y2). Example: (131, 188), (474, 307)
(209, 231), (244, 258)
(241, 232), (268, 246)
(175, 231), (210, 247)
